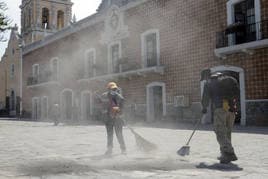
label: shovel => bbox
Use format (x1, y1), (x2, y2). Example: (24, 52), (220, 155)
(177, 115), (204, 156)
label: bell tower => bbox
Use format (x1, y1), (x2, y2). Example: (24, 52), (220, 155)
(20, 0), (73, 45)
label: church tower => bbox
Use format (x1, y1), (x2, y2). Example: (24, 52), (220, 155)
(20, 0), (73, 45)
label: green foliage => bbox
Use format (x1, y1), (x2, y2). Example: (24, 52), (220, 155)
(0, 2), (11, 41)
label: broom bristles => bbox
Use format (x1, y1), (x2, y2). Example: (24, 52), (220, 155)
(177, 145), (190, 156)
(128, 127), (157, 152)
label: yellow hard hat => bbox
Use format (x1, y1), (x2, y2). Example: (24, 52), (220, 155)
(107, 82), (118, 89)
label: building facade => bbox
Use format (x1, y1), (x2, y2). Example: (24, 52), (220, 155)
(21, 0), (268, 125)
(0, 26), (22, 117)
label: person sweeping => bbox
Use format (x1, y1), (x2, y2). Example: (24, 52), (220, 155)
(201, 69), (239, 164)
(101, 82), (127, 155)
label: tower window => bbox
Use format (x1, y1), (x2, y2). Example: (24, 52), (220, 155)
(23, 13), (27, 30)
(42, 8), (50, 29)
(57, 10), (64, 29)
(10, 64), (15, 79)
(28, 8), (32, 27)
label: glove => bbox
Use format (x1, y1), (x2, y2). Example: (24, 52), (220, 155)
(202, 108), (207, 114)
(112, 107), (120, 113)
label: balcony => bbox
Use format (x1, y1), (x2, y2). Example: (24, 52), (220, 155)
(215, 20), (268, 58)
(78, 58), (164, 83)
(27, 71), (59, 87)
(117, 58), (141, 73)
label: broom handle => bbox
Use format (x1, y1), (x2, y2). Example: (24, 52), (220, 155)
(124, 123), (137, 135)
(185, 116), (202, 145)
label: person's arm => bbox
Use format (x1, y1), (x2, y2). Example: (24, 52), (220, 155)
(228, 77), (240, 112)
(201, 82), (210, 113)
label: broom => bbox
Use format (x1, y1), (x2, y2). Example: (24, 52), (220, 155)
(126, 125), (157, 152)
(177, 115), (204, 156)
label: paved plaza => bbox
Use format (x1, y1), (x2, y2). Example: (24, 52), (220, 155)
(0, 120), (267, 178)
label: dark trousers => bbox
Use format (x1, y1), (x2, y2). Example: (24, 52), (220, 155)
(105, 117), (126, 151)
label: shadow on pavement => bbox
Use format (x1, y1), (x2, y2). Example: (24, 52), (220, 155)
(196, 162), (243, 171)
(18, 160), (98, 177)
(18, 156), (197, 177)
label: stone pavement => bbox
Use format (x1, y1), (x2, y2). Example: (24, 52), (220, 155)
(0, 119), (267, 178)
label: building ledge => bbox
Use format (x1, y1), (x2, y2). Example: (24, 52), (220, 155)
(27, 81), (60, 88)
(215, 39), (268, 58)
(78, 66), (165, 82)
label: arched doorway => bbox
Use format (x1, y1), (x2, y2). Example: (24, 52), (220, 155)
(57, 10), (64, 29)
(61, 89), (73, 120)
(41, 96), (48, 120)
(9, 90), (16, 116)
(146, 82), (166, 122)
(201, 66), (246, 126)
(42, 8), (50, 29)
(81, 91), (92, 121)
(32, 97), (40, 121)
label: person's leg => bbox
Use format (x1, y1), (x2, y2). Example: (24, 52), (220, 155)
(114, 118), (126, 154)
(226, 111), (235, 142)
(105, 121), (114, 154)
(225, 111), (237, 161)
(213, 108), (235, 163)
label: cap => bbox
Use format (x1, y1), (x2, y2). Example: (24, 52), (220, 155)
(107, 82), (118, 89)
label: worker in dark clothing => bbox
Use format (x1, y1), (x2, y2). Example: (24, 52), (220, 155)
(101, 82), (126, 155)
(201, 69), (240, 164)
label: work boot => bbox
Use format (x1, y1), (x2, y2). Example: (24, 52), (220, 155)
(104, 148), (112, 156)
(227, 153), (238, 161)
(218, 152), (237, 163)
(220, 157), (231, 164)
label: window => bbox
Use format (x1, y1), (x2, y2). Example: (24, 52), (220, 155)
(227, 0), (261, 44)
(111, 44), (120, 73)
(42, 8), (50, 29)
(234, 0), (255, 43)
(51, 58), (59, 80)
(146, 33), (157, 67)
(32, 64), (39, 80)
(57, 10), (64, 29)
(108, 42), (121, 73)
(85, 49), (96, 78)
(141, 29), (160, 68)
(10, 64), (15, 78)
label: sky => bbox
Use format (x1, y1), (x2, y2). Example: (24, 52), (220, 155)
(0, 0), (102, 58)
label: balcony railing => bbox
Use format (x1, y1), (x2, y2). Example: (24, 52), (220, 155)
(117, 58), (141, 73)
(216, 20), (268, 48)
(27, 70), (58, 86)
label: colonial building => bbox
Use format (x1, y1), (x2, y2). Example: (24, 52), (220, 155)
(0, 26), (22, 117)
(21, 0), (268, 125)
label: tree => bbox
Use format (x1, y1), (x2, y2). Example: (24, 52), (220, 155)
(0, 2), (11, 41)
